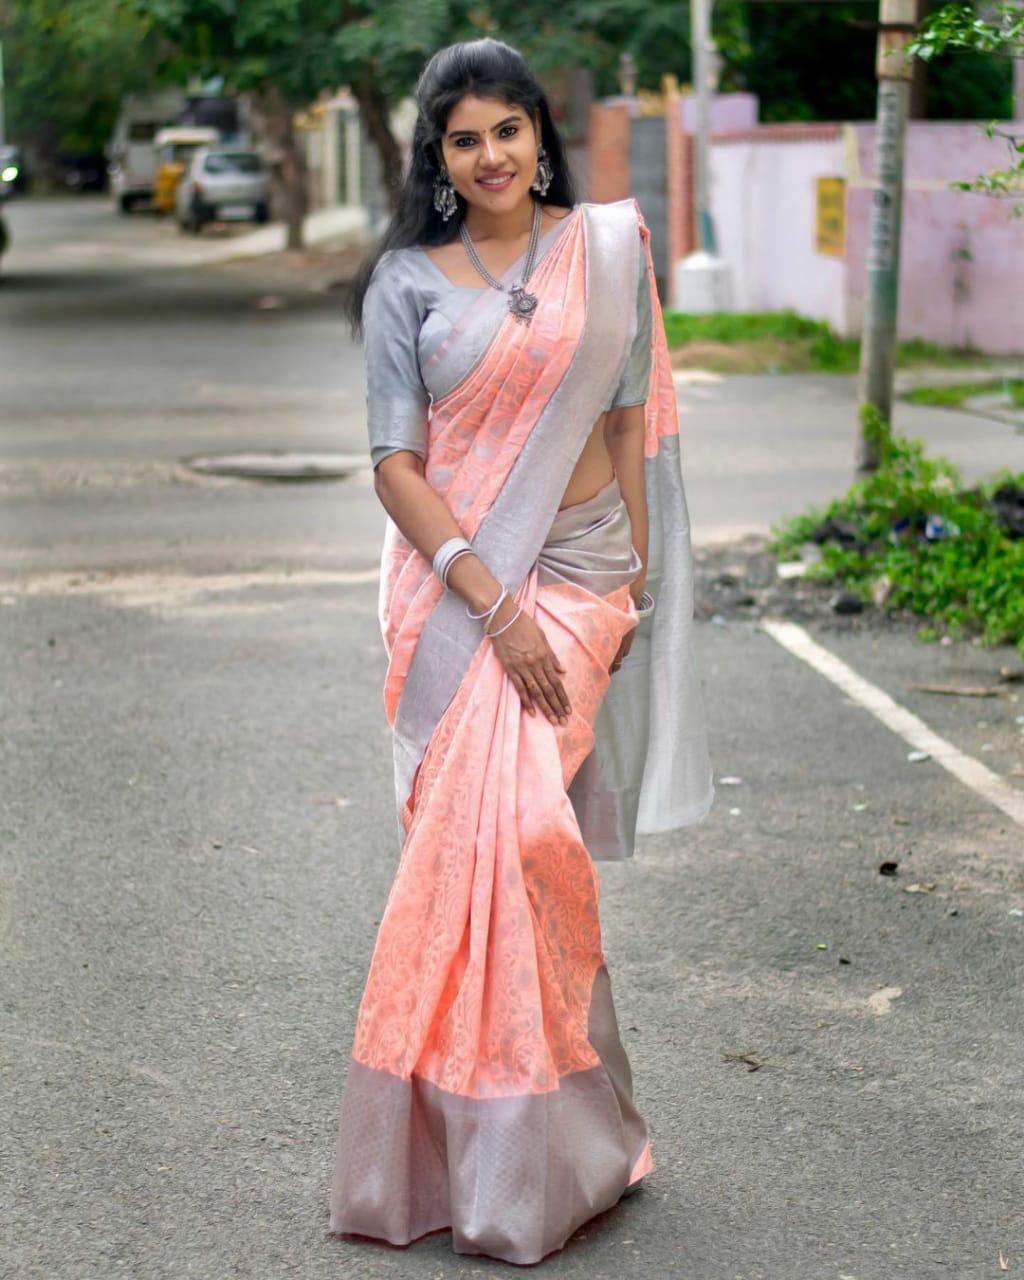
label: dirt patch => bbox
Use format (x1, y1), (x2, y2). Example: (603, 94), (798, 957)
(694, 534), (1023, 670)
(670, 338), (817, 375)
(209, 241), (364, 297)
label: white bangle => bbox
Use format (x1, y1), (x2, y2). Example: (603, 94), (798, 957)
(636, 590), (655, 619)
(441, 547), (475, 588)
(467, 586), (507, 625)
(487, 604), (523, 638)
(432, 536), (473, 586)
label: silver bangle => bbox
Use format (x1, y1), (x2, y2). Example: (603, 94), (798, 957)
(468, 586), (507, 626)
(432, 536), (473, 586)
(441, 546), (475, 588)
(487, 604), (523, 638)
(636, 590), (655, 619)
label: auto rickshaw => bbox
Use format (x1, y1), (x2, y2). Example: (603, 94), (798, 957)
(152, 127), (220, 214)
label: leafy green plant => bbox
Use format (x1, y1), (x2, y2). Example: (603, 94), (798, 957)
(772, 406), (1024, 656)
(907, 378), (1024, 407)
(661, 310), (997, 374)
(906, 3), (1024, 211)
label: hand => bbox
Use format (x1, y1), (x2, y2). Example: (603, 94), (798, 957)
(611, 575), (646, 675)
(610, 630), (635, 675)
(488, 605), (571, 726)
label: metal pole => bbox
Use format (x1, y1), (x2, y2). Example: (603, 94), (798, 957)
(690, 0), (717, 254)
(856, 0), (915, 472)
(0, 43), (6, 148)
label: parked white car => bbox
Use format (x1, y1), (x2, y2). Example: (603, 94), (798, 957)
(175, 147), (270, 233)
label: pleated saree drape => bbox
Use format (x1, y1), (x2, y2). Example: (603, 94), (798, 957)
(329, 200), (713, 1265)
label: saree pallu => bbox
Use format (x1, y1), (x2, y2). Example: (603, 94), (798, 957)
(330, 200), (713, 1265)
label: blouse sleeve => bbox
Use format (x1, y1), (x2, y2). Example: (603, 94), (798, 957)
(607, 244), (653, 409)
(363, 251), (431, 469)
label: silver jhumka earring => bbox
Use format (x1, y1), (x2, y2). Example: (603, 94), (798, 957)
(433, 168), (458, 221)
(530, 145), (553, 197)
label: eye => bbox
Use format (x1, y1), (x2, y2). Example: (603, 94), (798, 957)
(499, 125), (518, 138)
(455, 137), (476, 148)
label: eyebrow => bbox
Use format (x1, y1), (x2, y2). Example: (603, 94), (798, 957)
(445, 114), (523, 140)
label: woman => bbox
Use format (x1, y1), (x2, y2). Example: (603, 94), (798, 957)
(328, 37), (713, 1266)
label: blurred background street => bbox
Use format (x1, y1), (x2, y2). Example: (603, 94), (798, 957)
(2, 5), (1024, 1277)
(3, 193), (1023, 1280)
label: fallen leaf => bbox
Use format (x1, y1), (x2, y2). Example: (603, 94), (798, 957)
(902, 881), (937, 894)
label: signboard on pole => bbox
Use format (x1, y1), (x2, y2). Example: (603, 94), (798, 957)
(816, 176), (846, 257)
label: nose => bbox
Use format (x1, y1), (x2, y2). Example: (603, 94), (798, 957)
(479, 134), (504, 168)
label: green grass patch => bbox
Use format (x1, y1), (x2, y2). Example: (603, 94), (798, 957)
(662, 309), (996, 375)
(906, 378), (1024, 408)
(771, 406), (1024, 657)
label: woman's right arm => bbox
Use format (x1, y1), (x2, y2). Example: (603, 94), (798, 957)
(373, 452), (571, 727)
(365, 256), (569, 724)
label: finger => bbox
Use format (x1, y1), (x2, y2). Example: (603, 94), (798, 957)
(527, 673), (561, 724)
(510, 669), (535, 714)
(543, 660), (571, 716)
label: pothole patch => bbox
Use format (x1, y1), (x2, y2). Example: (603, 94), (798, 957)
(183, 450), (370, 481)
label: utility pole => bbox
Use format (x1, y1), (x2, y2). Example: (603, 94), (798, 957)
(856, 0), (916, 472)
(676, 0), (731, 312)
(691, 0), (717, 253)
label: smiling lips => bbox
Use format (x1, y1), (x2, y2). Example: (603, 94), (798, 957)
(477, 173), (514, 191)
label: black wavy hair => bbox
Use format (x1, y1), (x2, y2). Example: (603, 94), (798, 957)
(346, 37), (577, 337)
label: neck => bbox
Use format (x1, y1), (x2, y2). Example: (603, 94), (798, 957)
(463, 194), (537, 242)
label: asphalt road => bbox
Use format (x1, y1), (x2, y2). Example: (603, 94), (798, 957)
(2, 197), (1022, 1280)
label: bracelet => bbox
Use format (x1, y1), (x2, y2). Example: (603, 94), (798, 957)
(467, 586), (507, 626)
(441, 547), (475, 588)
(487, 604), (523, 639)
(432, 536), (473, 586)
(636, 590), (655, 619)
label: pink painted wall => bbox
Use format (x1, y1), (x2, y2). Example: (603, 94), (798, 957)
(845, 122), (1024, 353)
(679, 93), (759, 134)
(711, 133), (848, 331)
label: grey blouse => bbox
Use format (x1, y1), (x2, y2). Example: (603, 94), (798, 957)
(364, 209), (653, 469)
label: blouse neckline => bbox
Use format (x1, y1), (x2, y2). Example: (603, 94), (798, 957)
(412, 205), (580, 293)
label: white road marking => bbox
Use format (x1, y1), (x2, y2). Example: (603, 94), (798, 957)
(761, 619), (1024, 829)
(0, 566), (382, 618)
(0, 567), (381, 597)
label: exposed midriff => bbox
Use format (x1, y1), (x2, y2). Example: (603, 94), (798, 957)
(557, 412), (615, 510)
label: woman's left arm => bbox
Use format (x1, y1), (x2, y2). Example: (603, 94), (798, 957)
(604, 403), (648, 605)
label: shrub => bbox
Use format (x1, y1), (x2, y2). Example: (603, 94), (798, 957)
(771, 406), (1024, 656)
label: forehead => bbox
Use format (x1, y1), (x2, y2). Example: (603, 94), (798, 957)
(444, 95), (526, 135)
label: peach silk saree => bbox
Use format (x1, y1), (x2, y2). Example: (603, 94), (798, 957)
(329, 200), (713, 1265)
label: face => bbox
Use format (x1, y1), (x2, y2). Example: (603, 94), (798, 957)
(439, 95), (541, 213)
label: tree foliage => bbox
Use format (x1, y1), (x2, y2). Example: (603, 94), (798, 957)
(1, 0), (161, 156)
(907, 3), (1023, 209)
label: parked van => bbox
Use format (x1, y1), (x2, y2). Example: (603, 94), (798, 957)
(107, 90), (187, 212)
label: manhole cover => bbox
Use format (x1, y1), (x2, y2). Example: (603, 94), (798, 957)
(184, 450), (370, 481)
